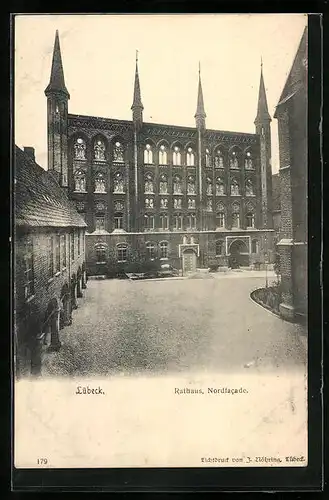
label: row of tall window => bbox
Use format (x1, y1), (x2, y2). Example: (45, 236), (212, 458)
(74, 171), (255, 196)
(92, 211), (255, 232)
(94, 238), (260, 264)
(73, 137), (254, 169)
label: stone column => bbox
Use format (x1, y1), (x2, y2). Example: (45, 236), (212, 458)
(49, 307), (62, 351)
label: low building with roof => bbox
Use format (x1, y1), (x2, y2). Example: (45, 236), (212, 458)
(14, 145), (87, 377)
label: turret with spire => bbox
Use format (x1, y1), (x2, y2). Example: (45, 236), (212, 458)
(254, 59), (273, 229)
(131, 50), (143, 130)
(195, 62), (206, 130)
(45, 30), (70, 187)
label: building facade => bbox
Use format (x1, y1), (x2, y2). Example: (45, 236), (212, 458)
(15, 146), (87, 377)
(45, 31), (275, 276)
(274, 27), (308, 320)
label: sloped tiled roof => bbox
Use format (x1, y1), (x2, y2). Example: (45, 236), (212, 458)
(272, 173), (281, 212)
(15, 146), (86, 229)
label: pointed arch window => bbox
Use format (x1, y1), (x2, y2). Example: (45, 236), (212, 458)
(188, 198), (196, 209)
(146, 242), (156, 260)
(94, 173), (106, 193)
(187, 213), (196, 229)
(160, 198), (168, 209)
(246, 212), (255, 228)
(206, 177), (213, 196)
(144, 214), (155, 231)
(245, 151), (254, 170)
(144, 173), (154, 194)
(251, 239), (259, 253)
(215, 149), (224, 168)
(186, 147), (195, 166)
(173, 175), (182, 194)
(173, 213), (183, 230)
(230, 178), (240, 196)
(216, 201), (226, 228)
(74, 138), (86, 160)
(159, 240), (169, 258)
(94, 139), (106, 161)
(144, 144), (153, 164)
(229, 150), (239, 169)
(117, 243), (128, 263)
(159, 145), (168, 165)
(113, 141), (124, 162)
(74, 170), (86, 192)
(187, 175), (196, 195)
(145, 198), (154, 209)
(206, 198), (213, 212)
(216, 177), (225, 196)
(231, 202), (240, 228)
(159, 174), (168, 194)
(245, 178), (254, 196)
(216, 240), (224, 256)
(159, 214), (169, 231)
(205, 148), (211, 168)
(173, 198), (182, 210)
(114, 172), (125, 193)
(173, 146), (181, 166)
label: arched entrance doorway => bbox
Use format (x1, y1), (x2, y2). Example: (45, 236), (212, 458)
(182, 248), (197, 274)
(44, 298), (61, 352)
(60, 284), (72, 329)
(229, 239), (249, 268)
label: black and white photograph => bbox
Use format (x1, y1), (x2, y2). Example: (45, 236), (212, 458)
(13, 14), (309, 470)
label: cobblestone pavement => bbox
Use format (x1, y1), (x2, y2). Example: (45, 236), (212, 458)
(42, 275), (307, 378)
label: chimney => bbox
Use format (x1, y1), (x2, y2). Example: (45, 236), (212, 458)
(23, 147), (35, 162)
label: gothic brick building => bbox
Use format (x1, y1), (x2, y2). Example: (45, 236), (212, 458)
(275, 27), (308, 320)
(15, 145), (87, 377)
(45, 31), (275, 275)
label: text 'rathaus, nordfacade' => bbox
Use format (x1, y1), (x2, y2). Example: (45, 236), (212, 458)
(45, 31), (275, 275)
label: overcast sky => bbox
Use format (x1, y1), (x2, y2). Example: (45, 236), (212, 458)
(15, 14), (307, 172)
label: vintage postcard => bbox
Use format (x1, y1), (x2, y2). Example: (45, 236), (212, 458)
(13, 13), (309, 473)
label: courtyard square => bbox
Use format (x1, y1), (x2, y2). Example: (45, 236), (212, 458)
(42, 275), (307, 378)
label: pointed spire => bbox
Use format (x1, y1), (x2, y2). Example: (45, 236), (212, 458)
(254, 60), (271, 124)
(195, 62), (206, 129)
(45, 30), (70, 98)
(131, 49), (143, 111)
